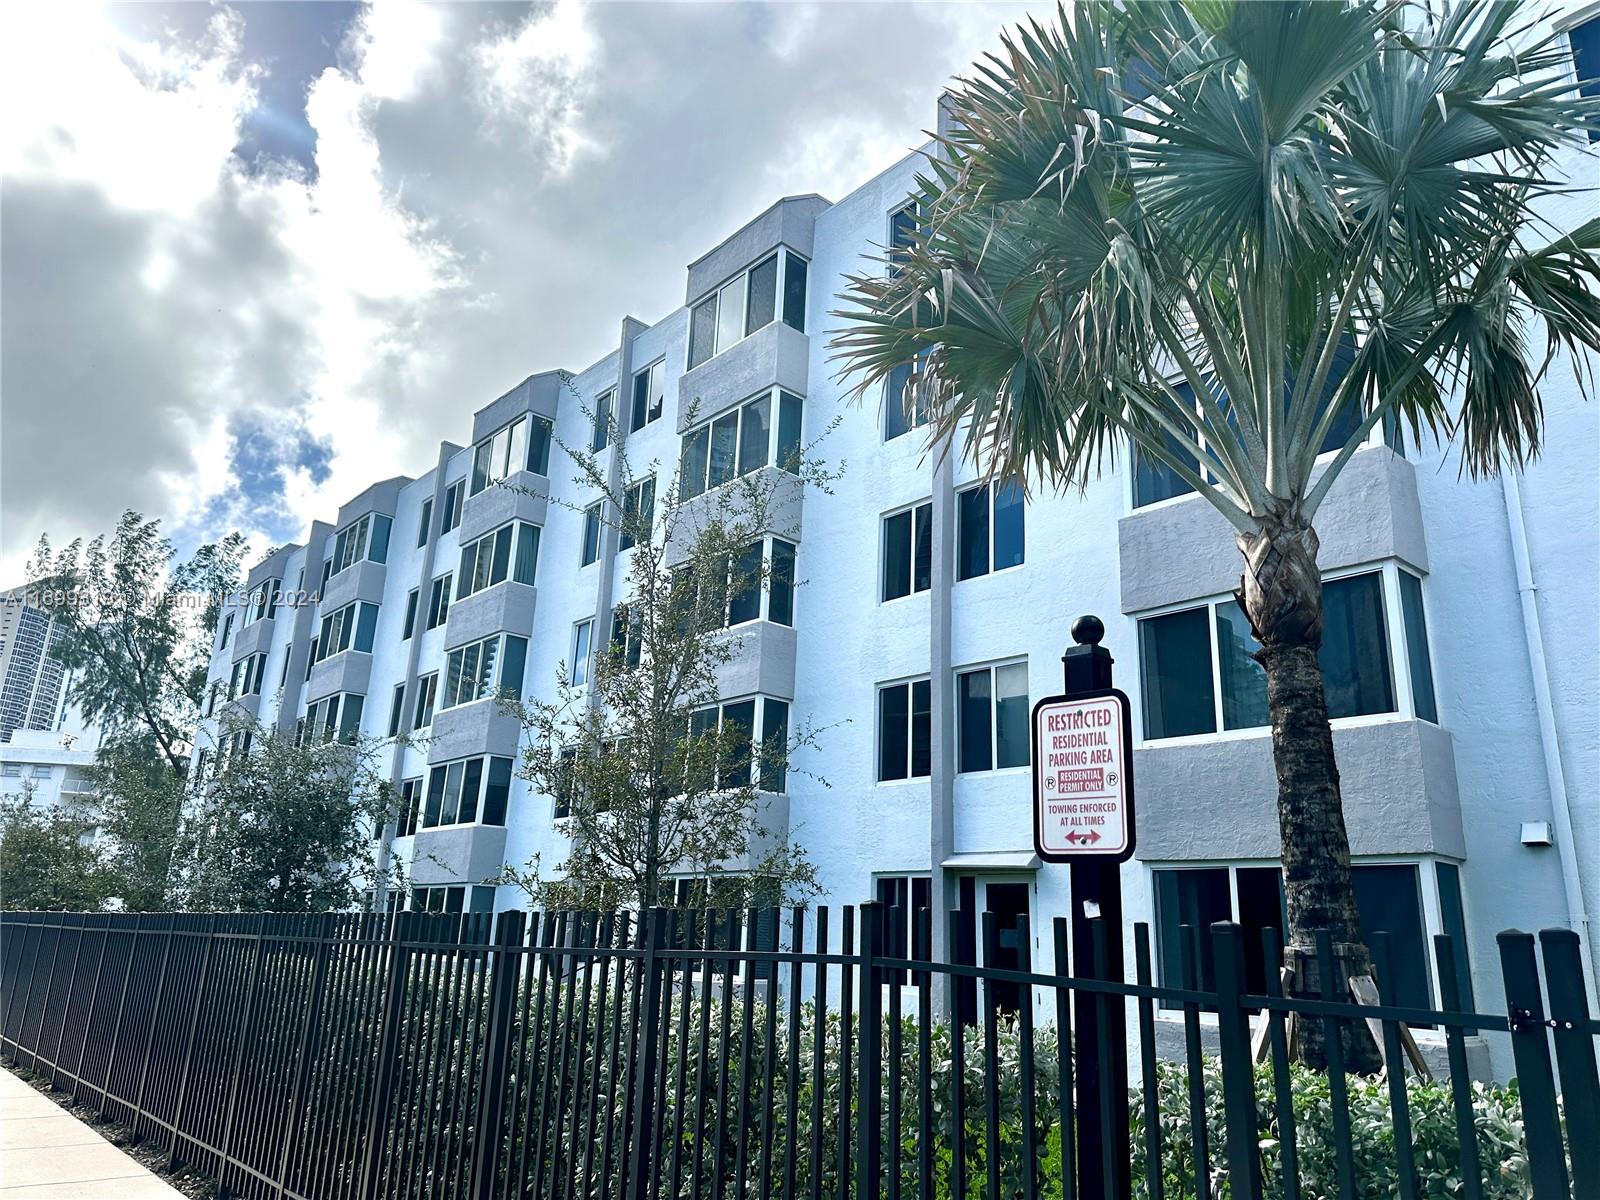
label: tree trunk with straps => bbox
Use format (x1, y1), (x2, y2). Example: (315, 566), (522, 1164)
(1239, 515), (1382, 1072)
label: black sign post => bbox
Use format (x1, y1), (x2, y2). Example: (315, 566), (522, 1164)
(1030, 615), (1134, 1200)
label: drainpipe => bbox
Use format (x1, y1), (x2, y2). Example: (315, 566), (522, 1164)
(1500, 466), (1596, 1001)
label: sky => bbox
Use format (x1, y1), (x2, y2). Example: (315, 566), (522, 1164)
(0, 0), (1041, 583)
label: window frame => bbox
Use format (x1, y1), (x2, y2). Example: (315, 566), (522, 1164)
(955, 658), (1031, 775)
(592, 388), (614, 451)
(1135, 561), (1437, 746)
(456, 520), (539, 601)
(419, 753), (514, 831)
(570, 619), (593, 688)
(412, 672), (439, 731)
(619, 477), (656, 553)
(688, 694), (791, 794)
(678, 387), (802, 501)
(425, 573), (452, 631)
(880, 500), (933, 603)
(440, 480), (464, 534)
(955, 481), (1025, 582)
(630, 359), (666, 432)
(314, 600), (379, 664)
(876, 676), (932, 783)
(439, 633), (528, 712)
(686, 248), (809, 371)
(580, 503), (602, 567)
(471, 413), (553, 496)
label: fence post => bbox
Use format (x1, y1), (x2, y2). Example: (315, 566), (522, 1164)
(857, 901), (883, 1200)
(1212, 922), (1263, 1199)
(166, 914), (220, 1173)
(1538, 928), (1598, 1199)
(471, 909), (528, 1200)
(625, 907), (668, 1200)
(1496, 930), (1569, 1200)
(359, 910), (415, 1200)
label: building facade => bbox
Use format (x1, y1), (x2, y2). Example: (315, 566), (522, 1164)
(193, 25), (1599, 1080)
(0, 585), (75, 745)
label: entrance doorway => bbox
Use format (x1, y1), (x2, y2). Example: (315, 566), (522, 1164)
(953, 874), (1033, 1026)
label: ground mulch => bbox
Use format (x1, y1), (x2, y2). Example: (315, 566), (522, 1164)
(3, 1060), (218, 1199)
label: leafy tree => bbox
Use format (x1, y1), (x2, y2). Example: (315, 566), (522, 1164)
(495, 402), (838, 912)
(0, 785), (112, 911)
(86, 737), (187, 911)
(27, 511), (245, 777)
(834, 0), (1598, 1064)
(172, 715), (401, 912)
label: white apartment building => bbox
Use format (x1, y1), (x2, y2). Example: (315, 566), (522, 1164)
(194, 21), (1599, 1079)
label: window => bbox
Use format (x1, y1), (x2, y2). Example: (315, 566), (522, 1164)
(592, 389), (613, 451)
(681, 539), (796, 629)
(31, 765), (51, 779)
(631, 360), (666, 432)
(571, 620), (593, 687)
(957, 661), (1029, 772)
(620, 478), (655, 552)
(1568, 16), (1600, 135)
(219, 612), (234, 650)
(769, 540), (796, 627)
(679, 389), (802, 500)
(278, 654), (290, 690)
(388, 683), (406, 738)
(689, 696), (790, 793)
(610, 605), (643, 667)
(889, 201), (919, 268)
(876, 875), (932, 983)
(1139, 569), (1421, 740)
(472, 413), (551, 495)
(299, 692), (364, 746)
(426, 573), (452, 631)
(409, 885), (495, 914)
(416, 497), (433, 547)
(882, 502), (932, 601)
(412, 673), (438, 730)
(956, 482), (1024, 580)
(884, 358), (930, 442)
(878, 678), (931, 781)
(441, 634), (528, 711)
(315, 601), (379, 662)
(332, 514), (391, 575)
(403, 589), (419, 640)
(421, 754), (513, 829)
(457, 522), (539, 600)
(1320, 573), (1394, 719)
(581, 503), (602, 567)
(243, 581), (279, 626)
(1398, 570), (1438, 724)
(228, 653), (268, 700)
(688, 251), (808, 370)
(440, 480), (464, 533)
(396, 777), (422, 838)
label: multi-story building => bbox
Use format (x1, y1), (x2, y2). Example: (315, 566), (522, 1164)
(194, 20), (1598, 1080)
(0, 584), (75, 745)
(0, 728), (99, 815)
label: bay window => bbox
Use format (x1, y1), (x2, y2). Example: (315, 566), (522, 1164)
(689, 695), (791, 793)
(471, 413), (551, 495)
(1138, 566), (1435, 741)
(299, 692), (364, 746)
(227, 653), (268, 700)
(687, 250), (809, 371)
(679, 389), (802, 500)
(421, 754), (513, 829)
(456, 521), (539, 600)
(441, 633), (528, 711)
(956, 660), (1029, 773)
(331, 513), (391, 575)
(315, 601), (379, 662)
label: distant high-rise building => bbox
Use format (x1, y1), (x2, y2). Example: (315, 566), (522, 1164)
(0, 584), (72, 744)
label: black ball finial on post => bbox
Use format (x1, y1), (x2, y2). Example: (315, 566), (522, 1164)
(1062, 613), (1114, 695)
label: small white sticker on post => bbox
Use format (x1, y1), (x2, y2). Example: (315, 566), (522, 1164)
(1031, 691), (1135, 862)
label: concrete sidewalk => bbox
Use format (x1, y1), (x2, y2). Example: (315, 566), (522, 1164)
(0, 1067), (184, 1198)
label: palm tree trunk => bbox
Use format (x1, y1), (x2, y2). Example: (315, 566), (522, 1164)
(1239, 517), (1382, 1071)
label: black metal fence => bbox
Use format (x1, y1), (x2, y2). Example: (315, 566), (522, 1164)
(1, 906), (1595, 1200)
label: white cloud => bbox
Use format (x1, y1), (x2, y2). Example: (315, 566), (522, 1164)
(2, 0), (1040, 583)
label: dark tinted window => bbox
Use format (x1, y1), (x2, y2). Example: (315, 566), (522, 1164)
(1140, 607), (1216, 738)
(1321, 573), (1394, 718)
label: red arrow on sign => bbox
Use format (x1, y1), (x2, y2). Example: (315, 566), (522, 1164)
(1086, 829), (1101, 844)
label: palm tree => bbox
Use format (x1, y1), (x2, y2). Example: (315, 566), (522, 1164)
(833, 0), (1598, 1063)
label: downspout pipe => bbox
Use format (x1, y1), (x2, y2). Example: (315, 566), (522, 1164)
(1500, 466), (1597, 1001)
